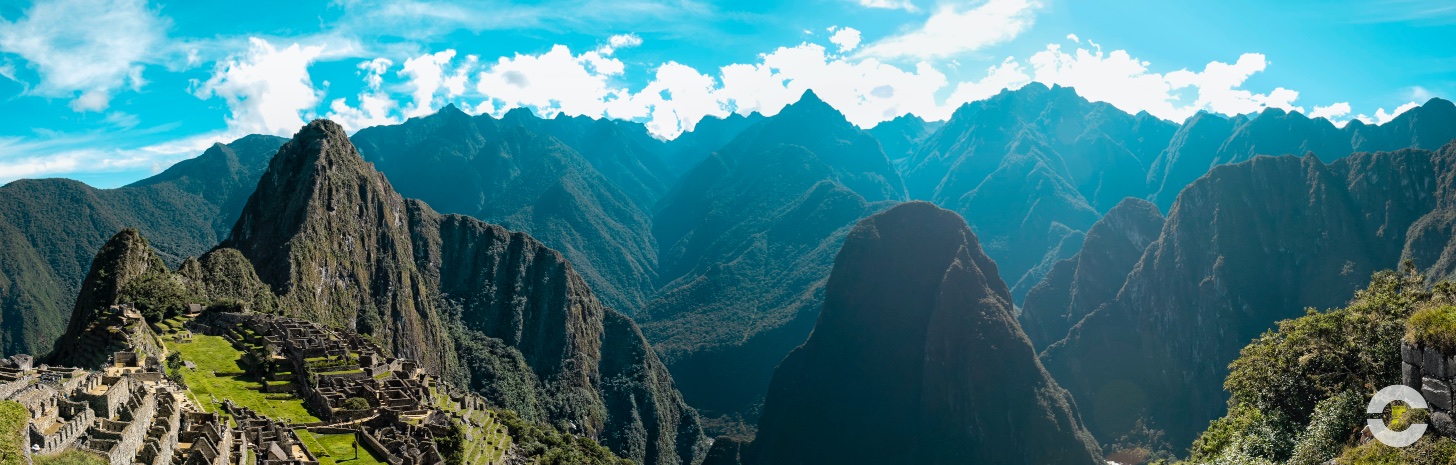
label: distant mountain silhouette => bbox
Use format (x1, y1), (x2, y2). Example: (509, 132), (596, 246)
(743, 202), (1102, 465)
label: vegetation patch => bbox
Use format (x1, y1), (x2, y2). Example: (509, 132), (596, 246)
(166, 333), (319, 423)
(33, 450), (109, 465)
(1407, 305), (1456, 352)
(296, 431), (387, 465)
(0, 401), (27, 464)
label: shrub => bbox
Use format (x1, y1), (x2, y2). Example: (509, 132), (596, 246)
(1286, 390), (1363, 465)
(342, 397), (370, 411)
(1407, 305), (1456, 352)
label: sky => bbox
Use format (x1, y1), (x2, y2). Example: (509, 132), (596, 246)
(0, 0), (1453, 187)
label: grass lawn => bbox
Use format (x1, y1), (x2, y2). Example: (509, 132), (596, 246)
(166, 334), (320, 424)
(0, 400), (27, 463)
(296, 431), (387, 465)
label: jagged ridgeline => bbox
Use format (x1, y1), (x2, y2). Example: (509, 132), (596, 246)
(138, 119), (712, 465)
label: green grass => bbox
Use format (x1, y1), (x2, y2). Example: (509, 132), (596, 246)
(166, 334), (320, 424)
(296, 431), (387, 465)
(0, 400), (27, 464)
(1407, 305), (1456, 352)
(33, 450), (108, 465)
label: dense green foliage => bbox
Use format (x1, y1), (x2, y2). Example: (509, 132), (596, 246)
(494, 409), (632, 465)
(118, 272), (197, 322)
(342, 397), (370, 410)
(434, 419), (466, 465)
(1406, 305), (1456, 352)
(1174, 266), (1451, 464)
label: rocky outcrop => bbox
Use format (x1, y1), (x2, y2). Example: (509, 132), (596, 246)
(747, 202), (1102, 465)
(1019, 197), (1164, 349)
(1042, 147), (1449, 449)
(46, 229), (169, 367)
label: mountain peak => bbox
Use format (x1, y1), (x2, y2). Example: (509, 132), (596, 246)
(750, 201), (1102, 464)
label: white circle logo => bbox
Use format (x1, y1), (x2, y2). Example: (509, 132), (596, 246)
(1367, 385), (1428, 447)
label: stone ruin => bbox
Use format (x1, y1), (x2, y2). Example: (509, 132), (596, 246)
(1403, 339), (1456, 436)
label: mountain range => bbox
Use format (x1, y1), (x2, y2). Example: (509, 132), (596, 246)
(3, 82), (1456, 462)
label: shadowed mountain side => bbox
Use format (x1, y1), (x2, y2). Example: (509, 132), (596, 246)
(1042, 146), (1451, 449)
(1019, 197), (1164, 349)
(745, 202), (1102, 465)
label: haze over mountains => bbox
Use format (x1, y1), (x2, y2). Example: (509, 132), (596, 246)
(2, 82), (1456, 462)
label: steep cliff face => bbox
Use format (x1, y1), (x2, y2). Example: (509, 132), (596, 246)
(223, 120), (456, 376)
(0, 135), (284, 355)
(1019, 197), (1164, 349)
(410, 200), (708, 465)
(1042, 148), (1446, 449)
(748, 202), (1102, 465)
(352, 106), (657, 315)
(644, 91), (902, 422)
(222, 120), (705, 465)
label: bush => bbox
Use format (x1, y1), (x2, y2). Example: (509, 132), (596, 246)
(119, 272), (198, 323)
(1287, 390), (1363, 465)
(1407, 305), (1456, 352)
(342, 397), (370, 411)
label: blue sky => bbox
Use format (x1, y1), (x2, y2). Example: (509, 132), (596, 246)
(0, 0), (1452, 187)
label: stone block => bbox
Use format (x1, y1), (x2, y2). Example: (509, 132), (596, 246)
(1406, 362), (1424, 390)
(1425, 377), (1453, 411)
(1406, 341), (1424, 367)
(1428, 347), (1449, 378)
(1435, 411), (1456, 438)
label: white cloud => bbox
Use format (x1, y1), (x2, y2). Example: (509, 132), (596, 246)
(946, 57), (1031, 105)
(400, 50), (461, 118)
(474, 44), (632, 119)
(602, 33), (644, 54)
(828, 27), (863, 53)
(1309, 102), (1352, 122)
(858, 0), (919, 12)
(713, 43), (949, 126)
(1357, 102), (1420, 125)
(0, 0), (166, 111)
(1017, 42), (1305, 122)
(193, 38), (326, 136)
(859, 0), (1040, 60)
(326, 58), (401, 132)
(1066, 33), (1080, 43)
